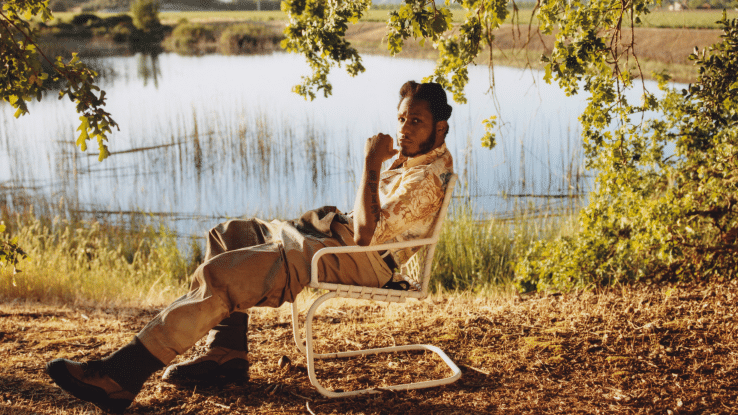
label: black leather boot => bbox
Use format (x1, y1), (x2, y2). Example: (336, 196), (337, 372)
(161, 346), (249, 386)
(162, 312), (249, 386)
(46, 337), (164, 414)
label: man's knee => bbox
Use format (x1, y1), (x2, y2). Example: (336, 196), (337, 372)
(195, 259), (229, 293)
(206, 219), (265, 259)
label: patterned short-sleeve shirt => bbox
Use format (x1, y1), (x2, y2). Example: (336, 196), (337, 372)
(368, 143), (454, 264)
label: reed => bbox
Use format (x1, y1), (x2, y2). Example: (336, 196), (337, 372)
(432, 199), (580, 294)
(0, 195), (578, 306)
(0, 206), (192, 307)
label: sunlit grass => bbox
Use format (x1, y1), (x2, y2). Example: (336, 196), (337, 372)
(0, 198), (579, 305)
(0, 208), (193, 307)
(432, 200), (579, 294)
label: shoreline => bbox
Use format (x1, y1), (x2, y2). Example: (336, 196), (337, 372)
(38, 15), (722, 84)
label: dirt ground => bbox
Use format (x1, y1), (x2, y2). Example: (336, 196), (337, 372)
(1, 281), (737, 414)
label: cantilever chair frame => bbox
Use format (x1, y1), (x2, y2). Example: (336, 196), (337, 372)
(291, 174), (461, 398)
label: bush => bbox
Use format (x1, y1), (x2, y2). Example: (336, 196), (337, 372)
(431, 203), (575, 293)
(91, 26), (108, 36)
(218, 24), (282, 54)
(99, 14), (134, 29)
(71, 13), (101, 26)
(110, 22), (133, 42)
(131, 0), (160, 32)
(515, 14), (738, 292)
(166, 21), (216, 52)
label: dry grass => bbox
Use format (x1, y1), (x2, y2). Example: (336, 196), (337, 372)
(1, 281), (736, 414)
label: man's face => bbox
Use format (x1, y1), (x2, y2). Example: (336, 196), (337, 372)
(397, 97), (440, 158)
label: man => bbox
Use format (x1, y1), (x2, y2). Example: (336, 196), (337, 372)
(45, 81), (455, 414)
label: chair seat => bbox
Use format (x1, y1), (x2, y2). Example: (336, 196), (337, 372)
(310, 282), (424, 303)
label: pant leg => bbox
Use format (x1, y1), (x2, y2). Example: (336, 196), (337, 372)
(206, 312), (248, 352)
(136, 218), (388, 364)
(205, 219), (269, 260)
(137, 240), (293, 364)
(201, 219), (267, 352)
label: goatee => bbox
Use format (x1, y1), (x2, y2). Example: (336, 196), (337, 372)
(401, 128), (436, 158)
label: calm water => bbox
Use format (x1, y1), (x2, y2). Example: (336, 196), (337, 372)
(0, 52), (664, 236)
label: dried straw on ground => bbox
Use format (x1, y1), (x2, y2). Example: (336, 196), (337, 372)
(1, 281), (736, 414)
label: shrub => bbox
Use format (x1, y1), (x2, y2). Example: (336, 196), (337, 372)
(167, 21), (216, 52)
(91, 26), (108, 36)
(110, 22), (133, 42)
(515, 14), (738, 292)
(71, 13), (101, 26)
(432, 203), (575, 293)
(100, 14), (134, 29)
(218, 24), (282, 54)
(130, 0), (160, 32)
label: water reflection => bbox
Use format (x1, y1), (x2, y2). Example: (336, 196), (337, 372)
(137, 53), (161, 88)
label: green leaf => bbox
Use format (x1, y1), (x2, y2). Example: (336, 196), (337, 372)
(77, 129), (89, 151)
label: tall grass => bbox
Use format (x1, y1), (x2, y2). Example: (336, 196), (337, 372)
(0, 206), (194, 307)
(432, 200), (579, 294)
(1, 196), (578, 305)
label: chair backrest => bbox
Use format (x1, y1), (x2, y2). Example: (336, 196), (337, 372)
(401, 173), (457, 297)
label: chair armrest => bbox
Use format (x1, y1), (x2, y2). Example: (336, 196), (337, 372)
(309, 238), (437, 287)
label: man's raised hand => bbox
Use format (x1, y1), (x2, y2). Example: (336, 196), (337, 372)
(364, 133), (399, 164)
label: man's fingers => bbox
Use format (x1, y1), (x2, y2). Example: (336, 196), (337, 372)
(365, 133), (398, 162)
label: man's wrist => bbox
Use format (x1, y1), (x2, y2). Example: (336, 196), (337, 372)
(364, 155), (384, 169)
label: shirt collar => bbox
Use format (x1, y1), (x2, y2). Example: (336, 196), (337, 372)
(404, 143), (448, 169)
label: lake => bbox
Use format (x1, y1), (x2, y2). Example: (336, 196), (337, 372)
(0, 52), (661, 237)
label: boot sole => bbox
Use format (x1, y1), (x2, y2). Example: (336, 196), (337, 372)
(163, 359), (249, 387)
(46, 359), (132, 414)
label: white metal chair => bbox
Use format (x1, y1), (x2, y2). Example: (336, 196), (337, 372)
(291, 173), (461, 398)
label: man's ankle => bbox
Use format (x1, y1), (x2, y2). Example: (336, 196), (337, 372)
(101, 337), (165, 393)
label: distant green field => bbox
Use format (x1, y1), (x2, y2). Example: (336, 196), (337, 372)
(50, 8), (737, 29)
(159, 10), (287, 24)
(636, 10), (738, 28)
(155, 9), (469, 24)
(49, 8), (467, 25)
(499, 9), (738, 28)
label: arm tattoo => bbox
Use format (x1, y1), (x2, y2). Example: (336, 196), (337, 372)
(368, 169), (380, 221)
(371, 204), (381, 221)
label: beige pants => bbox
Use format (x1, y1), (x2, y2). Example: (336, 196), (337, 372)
(137, 209), (392, 364)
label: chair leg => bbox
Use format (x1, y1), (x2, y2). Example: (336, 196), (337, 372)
(291, 300), (306, 354)
(300, 291), (462, 398)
